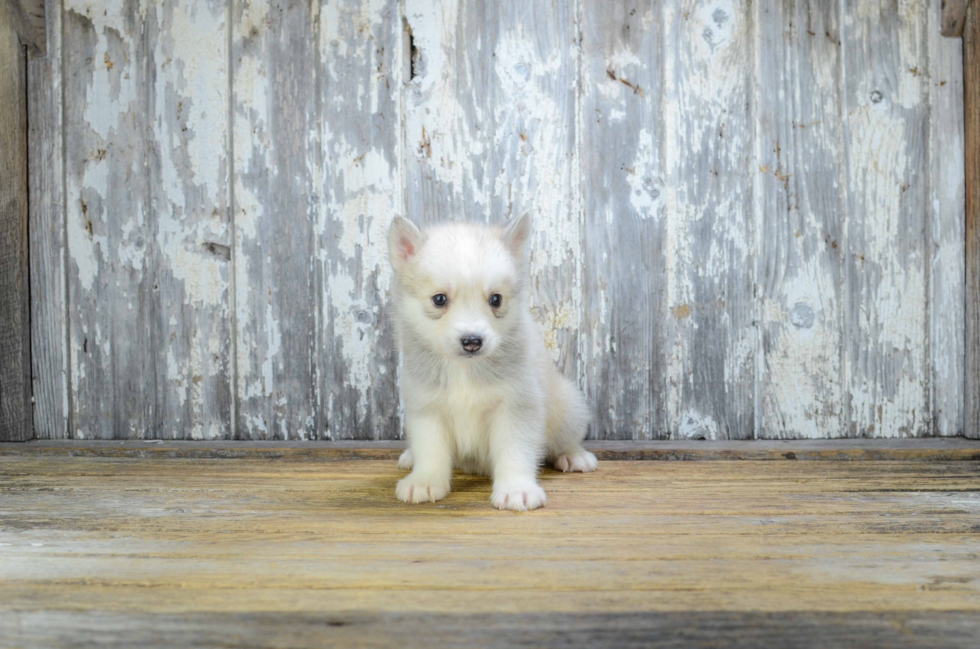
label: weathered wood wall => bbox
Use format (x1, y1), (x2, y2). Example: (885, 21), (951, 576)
(28, 0), (967, 441)
(1, 0), (33, 442)
(966, 0), (979, 439)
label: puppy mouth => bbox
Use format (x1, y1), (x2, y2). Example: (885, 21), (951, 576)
(459, 349), (483, 358)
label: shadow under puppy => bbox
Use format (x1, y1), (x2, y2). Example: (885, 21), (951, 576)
(388, 215), (597, 512)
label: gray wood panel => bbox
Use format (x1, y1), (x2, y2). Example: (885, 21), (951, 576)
(929, 0), (966, 437)
(756, 0), (845, 438)
(29, 0), (969, 440)
(145, 0), (232, 439)
(63, 0), (152, 438)
(315, 0), (403, 440)
(664, 0), (756, 439)
(0, 0), (32, 442)
(27, 0), (68, 439)
(402, 0), (493, 227)
(580, 0), (668, 439)
(967, 1), (979, 439)
(4, 0), (44, 54)
(232, 0), (318, 439)
(843, 0), (930, 437)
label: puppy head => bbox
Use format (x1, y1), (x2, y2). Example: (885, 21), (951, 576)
(388, 214), (531, 361)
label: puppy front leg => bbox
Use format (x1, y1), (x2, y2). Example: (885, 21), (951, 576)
(396, 414), (452, 504)
(489, 409), (547, 512)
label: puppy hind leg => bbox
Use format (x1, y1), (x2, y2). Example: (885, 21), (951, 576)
(546, 377), (597, 473)
(397, 448), (414, 470)
(552, 446), (598, 473)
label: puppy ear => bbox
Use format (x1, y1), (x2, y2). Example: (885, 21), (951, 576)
(501, 212), (531, 259)
(388, 216), (422, 271)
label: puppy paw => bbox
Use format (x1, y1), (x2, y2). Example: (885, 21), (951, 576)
(397, 449), (414, 470)
(553, 449), (598, 473)
(396, 472), (449, 504)
(490, 479), (547, 512)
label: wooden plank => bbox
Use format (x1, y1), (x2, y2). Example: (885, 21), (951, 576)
(843, 0), (930, 437)
(315, 0), (403, 440)
(61, 0), (233, 440)
(63, 0), (152, 439)
(3, 0), (43, 54)
(664, 1), (755, 439)
(942, 0), (968, 38)
(755, 0), (844, 438)
(4, 610), (980, 649)
(402, 0), (493, 227)
(930, 0), (967, 436)
(967, 0), (980, 439)
(232, 0), (318, 439)
(145, 0), (232, 439)
(402, 0), (583, 429)
(484, 2), (582, 404)
(4, 439), (978, 462)
(1, 456), (980, 649)
(0, 0), (31, 442)
(27, 0), (67, 439)
(579, 1), (667, 440)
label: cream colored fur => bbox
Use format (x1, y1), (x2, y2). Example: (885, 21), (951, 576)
(387, 215), (596, 512)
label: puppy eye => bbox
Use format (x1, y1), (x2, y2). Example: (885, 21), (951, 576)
(489, 294), (503, 308)
(432, 294), (448, 307)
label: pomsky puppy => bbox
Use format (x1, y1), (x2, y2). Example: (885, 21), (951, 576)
(387, 214), (597, 512)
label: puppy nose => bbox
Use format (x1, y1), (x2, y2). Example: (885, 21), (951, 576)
(460, 335), (483, 353)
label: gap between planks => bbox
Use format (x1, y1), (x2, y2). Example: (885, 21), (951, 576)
(1, 438), (978, 461)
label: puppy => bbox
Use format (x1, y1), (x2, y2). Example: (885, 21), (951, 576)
(387, 214), (597, 512)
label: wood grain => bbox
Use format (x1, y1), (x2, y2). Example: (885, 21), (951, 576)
(0, 0), (31, 442)
(942, 0), (968, 38)
(930, 0), (967, 436)
(1, 456), (979, 646)
(232, 0), (318, 439)
(402, 0), (492, 227)
(27, 0), (68, 439)
(664, 0), (756, 439)
(2, 438), (979, 462)
(843, 0), (930, 437)
(756, 0), (844, 438)
(4, 610), (980, 649)
(967, 0), (980, 439)
(4, 0), (43, 53)
(579, 0), (668, 440)
(145, 0), (232, 439)
(315, 0), (403, 440)
(63, 0), (152, 438)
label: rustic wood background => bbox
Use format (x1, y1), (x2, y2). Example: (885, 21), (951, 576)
(27, 0), (967, 441)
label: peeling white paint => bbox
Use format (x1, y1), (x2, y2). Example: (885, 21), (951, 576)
(53, 0), (964, 441)
(626, 129), (661, 220)
(678, 410), (719, 440)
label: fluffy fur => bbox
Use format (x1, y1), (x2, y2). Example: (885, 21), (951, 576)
(387, 215), (597, 512)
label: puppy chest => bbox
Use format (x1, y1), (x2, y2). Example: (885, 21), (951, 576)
(442, 391), (502, 457)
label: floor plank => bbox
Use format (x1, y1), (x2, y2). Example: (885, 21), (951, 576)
(1, 456), (979, 647)
(3, 438), (980, 461)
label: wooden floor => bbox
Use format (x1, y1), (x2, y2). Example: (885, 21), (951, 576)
(2, 444), (980, 647)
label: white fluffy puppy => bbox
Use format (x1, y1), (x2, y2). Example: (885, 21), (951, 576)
(387, 214), (597, 512)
